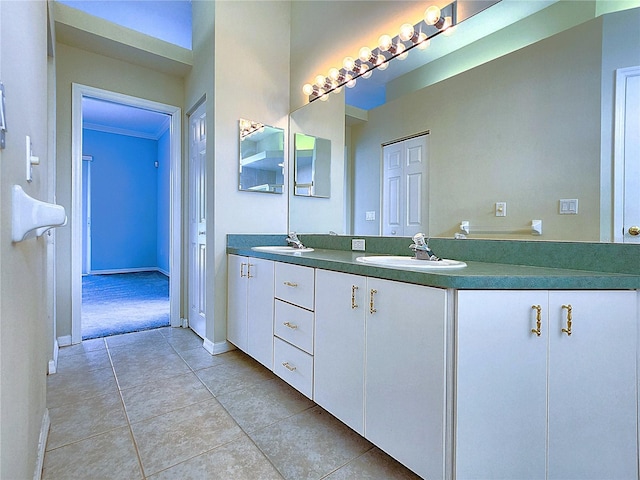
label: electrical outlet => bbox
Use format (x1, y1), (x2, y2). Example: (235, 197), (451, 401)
(352, 238), (366, 251)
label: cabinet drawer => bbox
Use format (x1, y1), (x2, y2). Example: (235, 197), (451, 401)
(274, 337), (313, 399)
(275, 263), (315, 310)
(274, 299), (314, 354)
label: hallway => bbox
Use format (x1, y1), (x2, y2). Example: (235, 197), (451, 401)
(43, 327), (420, 479)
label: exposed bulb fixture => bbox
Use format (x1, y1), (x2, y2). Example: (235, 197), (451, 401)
(359, 46), (373, 63)
(343, 56), (355, 71)
(424, 5), (441, 25)
(378, 34), (393, 51)
(303, 2), (457, 102)
(399, 23), (415, 42)
(416, 32), (430, 50)
(376, 54), (389, 70)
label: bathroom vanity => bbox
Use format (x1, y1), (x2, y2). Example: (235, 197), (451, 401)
(227, 235), (640, 480)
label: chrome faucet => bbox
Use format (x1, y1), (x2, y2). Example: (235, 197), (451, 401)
(409, 233), (440, 261)
(286, 232), (306, 249)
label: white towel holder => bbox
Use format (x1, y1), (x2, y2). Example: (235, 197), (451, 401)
(12, 185), (67, 242)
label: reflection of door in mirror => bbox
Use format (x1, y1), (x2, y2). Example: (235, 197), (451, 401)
(239, 119), (285, 194)
(382, 134), (428, 237)
(294, 133), (331, 198)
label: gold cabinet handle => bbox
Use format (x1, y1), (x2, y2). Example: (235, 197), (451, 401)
(247, 263), (253, 278)
(562, 304), (572, 336)
(351, 285), (359, 309)
(283, 321), (298, 330)
(282, 362), (296, 372)
(283, 281), (298, 288)
(240, 262), (246, 278)
(531, 305), (542, 336)
(629, 226), (640, 236)
(370, 289), (377, 314)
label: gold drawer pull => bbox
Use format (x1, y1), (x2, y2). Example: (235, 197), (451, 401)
(283, 281), (298, 288)
(351, 285), (359, 309)
(282, 362), (296, 372)
(283, 321), (298, 330)
(370, 289), (377, 314)
(562, 304), (572, 336)
(531, 305), (542, 336)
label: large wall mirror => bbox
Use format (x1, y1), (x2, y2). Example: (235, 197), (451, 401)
(294, 133), (331, 198)
(288, 2), (640, 243)
(239, 119), (285, 194)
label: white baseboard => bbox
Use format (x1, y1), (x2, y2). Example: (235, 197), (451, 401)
(89, 267), (166, 275)
(202, 338), (234, 355)
(33, 408), (50, 480)
(57, 335), (72, 347)
(48, 340), (59, 374)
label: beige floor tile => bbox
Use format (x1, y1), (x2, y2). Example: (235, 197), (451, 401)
(47, 366), (118, 408)
(178, 346), (228, 371)
(105, 329), (167, 349)
(111, 351), (191, 389)
(42, 426), (142, 480)
(108, 339), (177, 363)
(218, 377), (314, 433)
(121, 371), (214, 423)
(148, 435), (284, 480)
(165, 331), (205, 352)
(323, 447), (422, 480)
(131, 398), (243, 476)
(56, 349), (112, 375)
(57, 338), (106, 358)
(250, 406), (373, 480)
(47, 392), (128, 450)
(195, 355), (275, 396)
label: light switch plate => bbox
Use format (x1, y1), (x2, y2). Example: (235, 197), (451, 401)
(559, 199), (578, 214)
(495, 202), (507, 217)
(365, 211), (376, 221)
(352, 238), (366, 251)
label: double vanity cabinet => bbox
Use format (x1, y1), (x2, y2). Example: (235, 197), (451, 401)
(227, 250), (639, 480)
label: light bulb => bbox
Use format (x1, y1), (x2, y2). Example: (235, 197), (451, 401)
(396, 43), (408, 60)
(302, 83), (314, 96)
(334, 86), (343, 93)
(315, 75), (326, 87)
(416, 32), (430, 50)
(320, 93), (329, 101)
(424, 5), (441, 25)
(378, 34), (393, 51)
(360, 64), (372, 78)
(376, 54), (389, 70)
(359, 46), (372, 62)
(343, 56), (355, 71)
(443, 16), (453, 30)
(328, 68), (340, 81)
(399, 23), (415, 42)
(345, 74), (356, 88)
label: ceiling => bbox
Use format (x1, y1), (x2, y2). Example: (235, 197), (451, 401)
(82, 97), (170, 140)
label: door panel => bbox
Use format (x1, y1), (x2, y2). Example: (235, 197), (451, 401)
(189, 102), (207, 338)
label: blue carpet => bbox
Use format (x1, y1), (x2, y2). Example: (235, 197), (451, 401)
(82, 271), (170, 340)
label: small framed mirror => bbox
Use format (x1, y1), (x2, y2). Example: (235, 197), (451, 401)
(294, 133), (331, 198)
(239, 119), (285, 194)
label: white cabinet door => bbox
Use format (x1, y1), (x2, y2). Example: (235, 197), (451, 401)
(365, 278), (447, 479)
(227, 254), (248, 351)
(246, 258), (275, 369)
(456, 290), (548, 480)
(314, 270), (366, 434)
(547, 291), (638, 480)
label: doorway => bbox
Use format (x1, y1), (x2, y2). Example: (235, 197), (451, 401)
(71, 84), (182, 344)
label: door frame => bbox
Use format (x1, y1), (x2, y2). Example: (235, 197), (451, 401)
(71, 83), (182, 344)
(613, 66), (640, 243)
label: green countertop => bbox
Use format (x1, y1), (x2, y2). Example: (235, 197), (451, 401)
(227, 245), (640, 290)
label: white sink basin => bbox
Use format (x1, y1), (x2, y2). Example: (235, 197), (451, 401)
(251, 246), (315, 254)
(356, 255), (467, 270)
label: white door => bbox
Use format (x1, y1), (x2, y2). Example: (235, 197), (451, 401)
(547, 291), (638, 480)
(456, 290), (548, 480)
(614, 66), (640, 243)
(382, 135), (428, 236)
(189, 102), (207, 338)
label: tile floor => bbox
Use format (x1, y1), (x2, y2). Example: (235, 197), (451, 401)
(43, 327), (421, 479)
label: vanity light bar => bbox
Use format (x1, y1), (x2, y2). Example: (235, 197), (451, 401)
(303, 2), (457, 103)
(239, 118), (265, 138)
